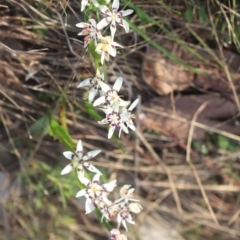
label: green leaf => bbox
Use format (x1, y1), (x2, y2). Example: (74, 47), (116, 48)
(47, 117), (74, 150)
(30, 115), (49, 138)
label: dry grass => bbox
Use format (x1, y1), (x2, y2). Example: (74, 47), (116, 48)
(1, 0), (240, 240)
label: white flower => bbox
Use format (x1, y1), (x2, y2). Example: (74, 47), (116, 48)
(77, 69), (105, 102)
(76, 174), (117, 214)
(93, 77), (130, 108)
(81, 0), (99, 12)
(61, 140), (101, 180)
(117, 207), (135, 231)
(98, 104), (129, 139)
(99, 200), (120, 221)
(119, 98), (139, 136)
(76, 19), (102, 47)
(97, 0), (133, 39)
(95, 36), (123, 64)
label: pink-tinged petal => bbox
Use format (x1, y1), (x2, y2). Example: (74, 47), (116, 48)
(76, 140), (83, 152)
(76, 189), (86, 198)
(77, 78), (91, 88)
(104, 52), (110, 62)
(112, 0), (119, 10)
(120, 123), (129, 134)
(93, 173), (101, 182)
(85, 198), (96, 214)
(61, 163), (76, 175)
(97, 18), (110, 30)
(113, 77), (123, 91)
(129, 98), (139, 111)
(83, 150), (101, 160)
(77, 170), (85, 182)
(98, 5), (111, 15)
(83, 162), (102, 174)
(120, 9), (134, 16)
(98, 80), (111, 92)
(63, 151), (74, 160)
(117, 18), (130, 33)
(108, 126), (116, 139)
(110, 21), (117, 39)
(93, 96), (106, 107)
(76, 22), (89, 28)
(103, 179), (117, 192)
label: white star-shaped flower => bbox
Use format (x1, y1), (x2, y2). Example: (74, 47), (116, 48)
(93, 77), (130, 108)
(77, 69), (105, 102)
(61, 140), (101, 180)
(76, 173), (117, 214)
(95, 36), (123, 64)
(97, 0), (133, 39)
(119, 98), (139, 136)
(98, 104), (129, 139)
(76, 19), (102, 47)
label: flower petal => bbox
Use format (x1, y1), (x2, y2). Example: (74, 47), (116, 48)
(85, 198), (96, 214)
(110, 21), (117, 39)
(93, 96), (106, 107)
(61, 163), (76, 175)
(77, 78), (91, 88)
(127, 121), (135, 131)
(88, 19), (97, 27)
(129, 98), (139, 111)
(83, 150), (101, 160)
(120, 123), (129, 134)
(76, 22), (89, 28)
(88, 87), (98, 103)
(117, 18), (130, 33)
(93, 173), (101, 182)
(83, 162), (102, 174)
(108, 126), (116, 139)
(76, 164), (84, 175)
(121, 9), (134, 17)
(103, 179), (117, 192)
(63, 151), (74, 160)
(98, 5), (111, 15)
(76, 189), (86, 198)
(97, 17), (110, 30)
(113, 77), (123, 91)
(112, 0), (119, 10)
(98, 80), (111, 92)
(76, 140), (83, 152)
